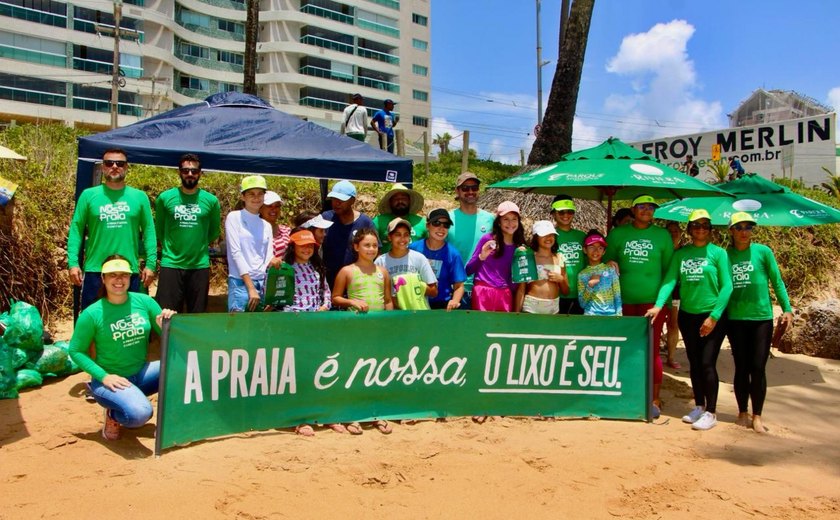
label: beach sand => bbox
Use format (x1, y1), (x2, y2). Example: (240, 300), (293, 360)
(2, 338), (839, 519)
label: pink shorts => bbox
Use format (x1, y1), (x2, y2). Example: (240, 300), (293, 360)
(471, 282), (513, 312)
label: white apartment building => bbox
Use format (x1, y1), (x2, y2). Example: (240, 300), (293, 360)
(0, 0), (431, 143)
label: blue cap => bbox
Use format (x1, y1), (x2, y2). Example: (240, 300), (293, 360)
(327, 180), (357, 201)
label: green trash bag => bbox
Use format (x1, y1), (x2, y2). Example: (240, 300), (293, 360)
(0, 339), (19, 400)
(29, 345), (69, 375)
(15, 369), (43, 390)
(3, 301), (45, 352)
(50, 341), (81, 377)
(11, 348), (28, 369)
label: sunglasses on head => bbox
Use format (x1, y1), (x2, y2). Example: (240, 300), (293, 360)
(459, 184), (480, 192)
(689, 222), (712, 230)
(732, 224), (755, 232)
(179, 167), (200, 174)
(102, 160), (127, 168)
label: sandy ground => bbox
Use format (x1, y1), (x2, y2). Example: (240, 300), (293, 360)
(2, 322), (840, 519)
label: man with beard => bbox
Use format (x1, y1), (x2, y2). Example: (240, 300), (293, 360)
(447, 172), (494, 309)
(68, 148), (157, 310)
(371, 183), (426, 254)
(154, 153), (221, 313)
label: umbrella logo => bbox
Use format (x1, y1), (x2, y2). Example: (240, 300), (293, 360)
(790, 209), (828, 219)
(629, 163), (664, 176)
(732, 199), (762, 212)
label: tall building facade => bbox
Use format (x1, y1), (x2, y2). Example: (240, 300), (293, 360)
(0, 0), (431, 143)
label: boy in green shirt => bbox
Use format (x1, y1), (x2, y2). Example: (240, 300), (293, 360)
(551, 196), (586, 314)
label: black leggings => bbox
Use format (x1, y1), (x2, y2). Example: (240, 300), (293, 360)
(678, 310), (728, 414)
(727, 319), (773, 415)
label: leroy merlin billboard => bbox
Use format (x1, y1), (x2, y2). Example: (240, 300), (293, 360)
(155, 311), (650, 454)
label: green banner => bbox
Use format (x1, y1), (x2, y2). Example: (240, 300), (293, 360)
(156, 311), (650, 453)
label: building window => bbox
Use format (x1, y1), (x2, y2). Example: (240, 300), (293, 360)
(413, 89), (428, 102)
(412, 38), (428, 51)
(180, 42), (209, 59)
(412, 13), (427, 26)
(218, 50), (244, 66)
(412, 115), (429, 127)
(412, 64), (428, 76)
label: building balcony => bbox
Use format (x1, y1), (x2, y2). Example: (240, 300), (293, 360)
(72, 58), (143, 79)
(366, 0), (399, 10)
(357, 75), (398, 93)
(0, 45), (65, 68)
(357, 46), (398, 65)
(196, 0), (246, 11)
(0, 84), (65, 107)
(356, 18), (398, 39)
(299, 65), (353, 84)
(299, 34), (353, 55)
(177, 22), (245, 42)
(299, 95), (345, 112)
(300, 3), (353, 25)
(0, 2), (66, 28)
(72, 96), (142, 117)
(176, 53), (244, 73)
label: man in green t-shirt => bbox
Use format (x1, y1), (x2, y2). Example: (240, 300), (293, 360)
(605, 194), (674, 412)
(551, 195), (587, 314)
(446, 172), (494, 309)
(68, 149), (157, 310)
(371, 183), (426, 254)
(154, 153), (221, 313)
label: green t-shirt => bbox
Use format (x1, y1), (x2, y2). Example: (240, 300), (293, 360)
(68, 293), (162, 382)
(727, 243), (792, 320)
(605, 224), (674, 304)
(447, 208), (495, 264)
(555, 228), (587, 299)
(67, 185), (157, 273)
(655, 243), (733, 320)
(155, 187), (221, 269)
(371, 213), (427, 254)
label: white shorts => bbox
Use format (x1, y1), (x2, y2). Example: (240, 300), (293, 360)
(522, 294), (559, 315)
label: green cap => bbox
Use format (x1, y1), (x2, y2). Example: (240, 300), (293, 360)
(688, 209), (711, 222)
(551, 199), (576, 212)
(240, 175), (267, 192)
(729, 211), (756, 227)
(631, 194), (658, 207)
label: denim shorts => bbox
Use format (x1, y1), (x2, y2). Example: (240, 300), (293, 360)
(227, 276), (266, 312)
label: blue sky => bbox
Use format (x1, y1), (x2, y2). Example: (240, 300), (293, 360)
(428, 0), (840, 163)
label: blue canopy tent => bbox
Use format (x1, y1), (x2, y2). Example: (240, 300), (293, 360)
(75, 92), (412, 198)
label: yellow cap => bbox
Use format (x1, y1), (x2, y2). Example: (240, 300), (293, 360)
(688, 209), (711, 222)
(551, 199), (576, 212)
(101, 259), (132, 274)
(240, 175), (267, 192)
(631, 194), (658, 207)
(729, 212), (756, 227)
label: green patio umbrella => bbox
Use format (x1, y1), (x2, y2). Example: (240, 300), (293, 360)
(490, 137), (731, 226)
(654, 173), (840, 227)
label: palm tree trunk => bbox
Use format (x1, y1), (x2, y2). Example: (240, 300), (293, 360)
(528, 0), (595, 165)
(243, 0), (259, 95)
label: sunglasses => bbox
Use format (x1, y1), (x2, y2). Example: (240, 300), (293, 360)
(689, 222), (712, 230)
(430, 220), (452, 229)
(459, 184), (480, 192)
(102, 160), (127, 168)
(634, 203), (657, 211)
(732, 224), (755, 232)
(179, 167), (201, 174)
(555, 210), (574, 216)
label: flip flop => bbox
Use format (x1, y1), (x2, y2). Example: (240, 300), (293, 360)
(327, 423), (347, 434)
(374, 420), (392, 435)
(346, 422), (363, 435)
(472, 415), (488, 424)
(294, 424), (315, 437)
(667, 360), (681, 369)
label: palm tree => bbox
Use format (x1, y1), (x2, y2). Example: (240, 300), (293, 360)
(243, 0), (259, 95)
(433, 132), (452, 154)
(528, 0), (596, 165)
(821, 166), (840, 201)
(705, 159), (731, 184)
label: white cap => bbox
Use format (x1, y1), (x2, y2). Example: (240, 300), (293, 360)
(302, 214), (334, 229)
(263, 191), (282, 206)
(532, 220), (557, 237)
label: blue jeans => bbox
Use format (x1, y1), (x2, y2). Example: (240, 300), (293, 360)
(227, 276), (265, 312)
(90, 361), (159, 428)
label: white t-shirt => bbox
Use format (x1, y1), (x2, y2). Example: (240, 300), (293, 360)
(225, 209), (273, 281)
(375, 250), (437, 286)
(342, 103), (369, 135)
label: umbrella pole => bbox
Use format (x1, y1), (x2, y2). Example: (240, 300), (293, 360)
(606, 196), (613, 233)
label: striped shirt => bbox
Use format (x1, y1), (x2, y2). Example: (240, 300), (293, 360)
(272, 225), (291, 259)
(347, 265), (386, 312)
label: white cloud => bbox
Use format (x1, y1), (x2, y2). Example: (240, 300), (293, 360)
(828, 87), (840, 112)
(598, 20), (725, 142)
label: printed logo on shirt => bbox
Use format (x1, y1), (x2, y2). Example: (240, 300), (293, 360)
(173, 203), (201, 225)
(110, 312), (148, 346)
(428, 258), (443, 277)
(558, 242), (582, 264)
(680, 257), (708, 282)
(622, 239), (654, 263)
(731, 261), (754, 288)
(99, 201), (130, 227)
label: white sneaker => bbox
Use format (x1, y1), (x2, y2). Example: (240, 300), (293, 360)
(691, 411), (717, 431)
(682, 406), (705, 424)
